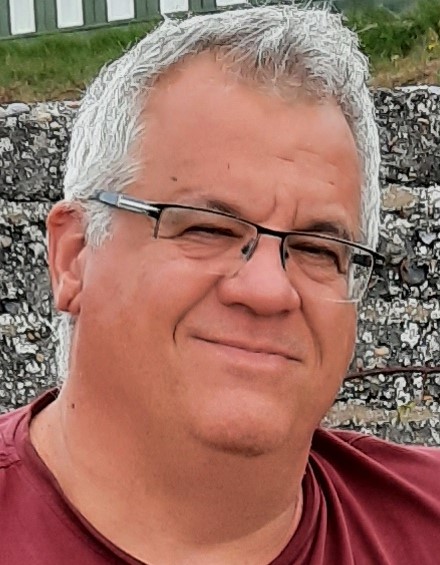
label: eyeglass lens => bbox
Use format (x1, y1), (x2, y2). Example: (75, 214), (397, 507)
(155, 207), (373, 303)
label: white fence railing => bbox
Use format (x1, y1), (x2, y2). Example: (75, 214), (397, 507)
(0, 0), (247, 39)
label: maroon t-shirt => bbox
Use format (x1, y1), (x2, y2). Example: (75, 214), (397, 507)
(1, 391), (440, 564)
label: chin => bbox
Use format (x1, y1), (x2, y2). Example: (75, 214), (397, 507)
(198, 435), (280, 458)
(188, 404), (293, 458)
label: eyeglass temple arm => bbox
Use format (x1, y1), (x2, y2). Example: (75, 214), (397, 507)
(94, 191), (161, 219)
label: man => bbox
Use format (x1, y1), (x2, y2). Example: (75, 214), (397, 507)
(1, 5), (439, 564)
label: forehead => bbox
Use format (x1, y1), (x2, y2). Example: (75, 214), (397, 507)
(133, 53), (361, 232)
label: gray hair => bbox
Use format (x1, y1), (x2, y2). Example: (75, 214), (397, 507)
(56, 4), (381, 381)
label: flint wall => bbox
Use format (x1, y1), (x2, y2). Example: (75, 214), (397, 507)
(0, 90), (439, 443)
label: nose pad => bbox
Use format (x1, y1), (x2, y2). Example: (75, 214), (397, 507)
(280, 239), (288, 270)
(225, 235), (260, 279)
(240, 235), (260, 260)
(239, 234), (289, 274)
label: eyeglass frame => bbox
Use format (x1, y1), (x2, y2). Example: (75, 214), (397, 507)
(90, 190), (385, 299)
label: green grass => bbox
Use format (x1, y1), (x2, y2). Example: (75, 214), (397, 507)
(1, 1), (440, 103)
(348, 0), (440, 61)
(348, 0), (440, 87)
(0, 21), (160, 103)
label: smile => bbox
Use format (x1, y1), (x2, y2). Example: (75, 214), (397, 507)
(196, 337), (298, 362)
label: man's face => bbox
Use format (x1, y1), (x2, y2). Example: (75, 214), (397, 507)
(75, 54), (361, 456)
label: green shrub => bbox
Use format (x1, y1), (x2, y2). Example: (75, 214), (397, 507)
(346, 0), (440, 61)
(411, 0), (440, 36)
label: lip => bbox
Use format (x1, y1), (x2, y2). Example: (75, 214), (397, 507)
(195, 337), (298, 362)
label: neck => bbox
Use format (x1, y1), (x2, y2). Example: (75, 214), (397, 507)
(31, 377), (310, 564)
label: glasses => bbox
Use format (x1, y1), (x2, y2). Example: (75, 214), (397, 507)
(92, 191), (384, 304)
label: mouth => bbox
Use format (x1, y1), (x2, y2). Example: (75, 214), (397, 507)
(195, 337), (298, 362)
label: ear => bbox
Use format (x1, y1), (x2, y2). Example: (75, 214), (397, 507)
(46, 202), (87, 316)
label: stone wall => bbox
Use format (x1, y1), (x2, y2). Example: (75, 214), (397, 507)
(0, 90), (439, 443)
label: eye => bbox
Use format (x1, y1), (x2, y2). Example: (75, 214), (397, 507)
(158, 207), (255, 243)
(182, 225), (239, 238)
(301, 244), (339, 261)
(287, 239), (347, 273)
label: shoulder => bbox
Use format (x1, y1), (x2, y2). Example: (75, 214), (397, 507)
(313, 426), (440, 463)
(312, 427), (440, 492)
(321, 426), (440, 460)
(0, 405), (29, 469)
(0, 391), (58, 467)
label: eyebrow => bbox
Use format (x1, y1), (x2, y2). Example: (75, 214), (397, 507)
(172, 190), (353, 241)
(300, 221), (353, 241)
(205, 198), (243, 216)
(175, 192), (244, 217)
(204, 203), (353, 241)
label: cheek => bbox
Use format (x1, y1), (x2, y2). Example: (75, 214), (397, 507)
(306, 300), (357, 371)
(328, 309), (356, 368)
(83, 244), (217, 345)
(297, 302), (356, 428)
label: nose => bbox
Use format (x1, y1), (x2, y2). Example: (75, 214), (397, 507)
(217, 235), (301, 316)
